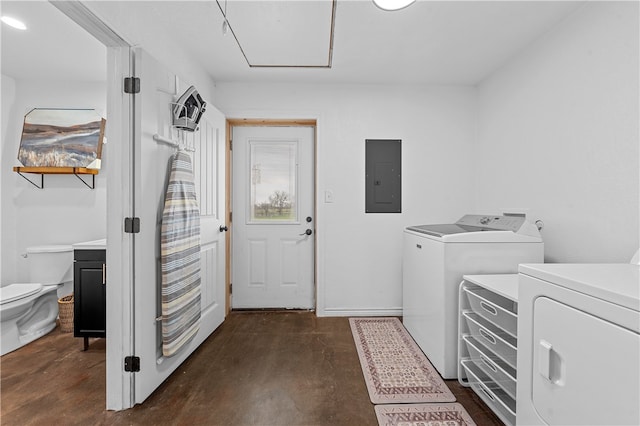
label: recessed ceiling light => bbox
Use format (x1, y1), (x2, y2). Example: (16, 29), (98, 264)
(1, 16), (27, 30)
(373, 0), (416, 11)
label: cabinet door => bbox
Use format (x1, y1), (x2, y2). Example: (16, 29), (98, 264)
(532, 297), (640, 425)
(74, 260), (106, 336)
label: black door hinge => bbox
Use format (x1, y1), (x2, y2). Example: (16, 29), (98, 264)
(230, 283), (232, 294)
(124, 217), (141, 233)
(124, 356), (140, 372)
(124, 77), (140, 94)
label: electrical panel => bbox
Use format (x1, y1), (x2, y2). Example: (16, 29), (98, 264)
(365, 139), (401, 213)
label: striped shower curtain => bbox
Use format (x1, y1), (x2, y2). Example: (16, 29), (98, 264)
(160, 150), (201, 357)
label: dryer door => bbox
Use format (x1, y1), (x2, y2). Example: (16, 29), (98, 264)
(532, 297), (640, 425)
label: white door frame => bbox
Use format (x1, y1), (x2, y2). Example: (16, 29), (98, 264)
(226, 119), (318, 314)
(50, 1), (135, 410)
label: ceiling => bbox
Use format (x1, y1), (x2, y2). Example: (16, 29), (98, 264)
(0, 1), (106, 82)
(1, 1), (584, 86)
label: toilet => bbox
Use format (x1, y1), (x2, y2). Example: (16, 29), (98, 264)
(0, 245), (73, 356)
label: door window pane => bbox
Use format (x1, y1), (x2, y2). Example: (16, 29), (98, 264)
(249, 140), (298, 223)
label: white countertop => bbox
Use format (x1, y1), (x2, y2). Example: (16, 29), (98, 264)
(72, 239), (106, 250)
(462, 274), (519, 301)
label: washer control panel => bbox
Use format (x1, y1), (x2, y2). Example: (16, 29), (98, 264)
(456, 214), (526, 232)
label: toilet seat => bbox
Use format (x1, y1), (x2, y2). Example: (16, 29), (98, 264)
(0, 283), (43, 305)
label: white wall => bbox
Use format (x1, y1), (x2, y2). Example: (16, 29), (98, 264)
(0, 78), (107, 284)
(215, 83), (476, 315)
(475, 1), (639, 263)
(0, 74), (17, 280)
(68, 0), (638, 318)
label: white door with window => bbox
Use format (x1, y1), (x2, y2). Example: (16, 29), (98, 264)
(231, 126), (315, 309)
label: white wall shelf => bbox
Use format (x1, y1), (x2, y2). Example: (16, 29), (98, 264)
(13, 166), (98, 189)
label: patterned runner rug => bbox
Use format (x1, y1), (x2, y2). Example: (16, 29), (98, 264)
(375, 403), (476, 426)
(350, 317), (456, 404)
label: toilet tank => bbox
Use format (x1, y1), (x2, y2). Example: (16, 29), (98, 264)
(26, 245), (73, 285)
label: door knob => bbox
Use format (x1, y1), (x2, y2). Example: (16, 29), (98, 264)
(219, 225), (228, 232)
(299, 229), (313, 236)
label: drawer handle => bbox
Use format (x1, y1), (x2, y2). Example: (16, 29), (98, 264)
(480, 301), (498, 316)
(479, 383), (496, 402)
(102, 263), (106, 285)
(416, 244), (422, 249)
(480, 355), (498, 373)
(479, 328), (497, 345)
(480, 302), (498, 316)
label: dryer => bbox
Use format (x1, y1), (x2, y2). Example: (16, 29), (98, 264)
(517, 262), (640, 425)
(402, 214), (543, 379)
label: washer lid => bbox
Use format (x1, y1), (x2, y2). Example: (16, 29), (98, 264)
(406, 223), (489, 237)
(0, 283), (42, 305)
(405, 214), (542, 242)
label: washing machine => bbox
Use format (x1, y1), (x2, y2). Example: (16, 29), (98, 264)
(402, 214), (543, 379)
(517, 262), (640, 425)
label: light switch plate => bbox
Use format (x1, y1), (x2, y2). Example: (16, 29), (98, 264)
(324, 190), (334, 203)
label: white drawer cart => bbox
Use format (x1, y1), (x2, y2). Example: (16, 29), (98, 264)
(458, 274), (519, 426)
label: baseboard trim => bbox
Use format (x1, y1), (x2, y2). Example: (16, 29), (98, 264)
(318, 307), (403, 318)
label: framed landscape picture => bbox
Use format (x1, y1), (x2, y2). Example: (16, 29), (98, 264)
(17, 108), (106, 168)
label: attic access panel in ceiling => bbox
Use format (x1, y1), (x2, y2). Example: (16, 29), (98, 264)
(218, 0), (335, 68)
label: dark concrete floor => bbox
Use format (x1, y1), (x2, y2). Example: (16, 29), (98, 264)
(1, 312), (502, 425)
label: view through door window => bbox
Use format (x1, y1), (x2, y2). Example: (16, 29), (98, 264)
(249, 140), (298, 223)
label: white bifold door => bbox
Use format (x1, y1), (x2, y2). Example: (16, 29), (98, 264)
(129, 48), (226, 405)
(231, 126), (315, 309)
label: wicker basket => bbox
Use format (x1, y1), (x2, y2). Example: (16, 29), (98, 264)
(58, 294), (74, 333)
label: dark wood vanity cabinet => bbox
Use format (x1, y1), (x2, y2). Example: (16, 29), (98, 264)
(73, 249), (106, 349)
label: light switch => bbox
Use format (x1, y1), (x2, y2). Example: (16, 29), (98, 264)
(324, 190), (334, 203)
